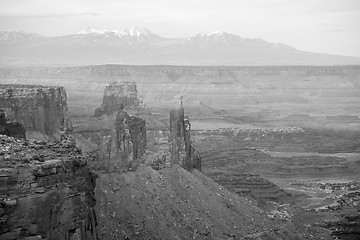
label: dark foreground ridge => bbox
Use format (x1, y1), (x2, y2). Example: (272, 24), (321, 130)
(0, 134), (98, 240)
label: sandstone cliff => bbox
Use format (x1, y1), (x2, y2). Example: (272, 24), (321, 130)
(0, 134), (98, 240)
(94, 81), (143, 116)
(0, 84), (72, 138)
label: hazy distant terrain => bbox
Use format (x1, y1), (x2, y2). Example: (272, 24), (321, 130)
(1, 64), (359, 131)
(1, 28), (360, 66)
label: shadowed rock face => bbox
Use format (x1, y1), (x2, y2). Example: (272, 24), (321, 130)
(0, 84), (72, 137)
(169, 106), (201, 170)
(0, 134), (98, 240)
(94, 82), (143, 116)
(97, 108), (146, 171)
(0, 109), (25, 138)
(114, 109), (147, 163)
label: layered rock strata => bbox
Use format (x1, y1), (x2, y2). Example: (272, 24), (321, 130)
(0, 84), (72, 137)
(0, 134), (98, 240)
(0, 109), (25, 139)
(94, 81), (143, 116)
(169, 105), (201, 170)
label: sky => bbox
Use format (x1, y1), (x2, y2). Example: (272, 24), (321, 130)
(0, 0), (359, 57)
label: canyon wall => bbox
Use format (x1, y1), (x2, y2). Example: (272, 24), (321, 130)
(0, 84), (72, 137)
(0, 109), (25, 138)
(0, 134), (98, 240)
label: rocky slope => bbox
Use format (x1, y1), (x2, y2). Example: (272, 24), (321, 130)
(0, 84), (72, 139)
(0, 134), (98, 240)
(94, 165), (328, 239)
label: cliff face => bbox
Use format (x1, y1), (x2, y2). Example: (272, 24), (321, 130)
(0, 109), (26, 139)
(0, 84), (72, 137)
(94, 82), (143, 116)
(169, 105), (201, 170)
(0, 134), (98, 240)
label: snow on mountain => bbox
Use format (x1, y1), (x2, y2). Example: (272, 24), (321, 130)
(76, 27), (161, 41)
(77, 27), (107, 35)
(0, 28), (359, 66)
(0, 31), (44, 43)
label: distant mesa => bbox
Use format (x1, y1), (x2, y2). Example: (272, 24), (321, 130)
(94, 81), (144, 117)
(284, 114), (317, 122)
(326, 115), (360, 122)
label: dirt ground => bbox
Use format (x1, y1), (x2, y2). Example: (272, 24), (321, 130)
(94, 166), (332, 240)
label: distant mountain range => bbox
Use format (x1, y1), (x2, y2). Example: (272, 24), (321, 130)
(1, 27), (360, 66)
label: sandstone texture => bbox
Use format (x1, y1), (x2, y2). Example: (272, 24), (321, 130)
(0, 134), (97, 240)
(94, 81), (143, 116)
(0, 84), (72, 137)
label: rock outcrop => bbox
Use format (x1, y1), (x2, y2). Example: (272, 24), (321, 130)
(0, 109), (26, 139)
(0, 84), (72, 138)
(0, 134), (98, 240)
(169, 102), (201, 171)
(94, 82), (143, 116)
(97, 108), (146, 171)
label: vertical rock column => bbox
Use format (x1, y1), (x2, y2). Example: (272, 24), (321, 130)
(169, 104), (201, 170)
(98, 108), (146, 171)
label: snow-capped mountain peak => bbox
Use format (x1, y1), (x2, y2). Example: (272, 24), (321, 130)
(0, 31), (44, 43)
(77, 27), (108, 35)
(77, 26), (158, 40)
(211, 30), (225, 35)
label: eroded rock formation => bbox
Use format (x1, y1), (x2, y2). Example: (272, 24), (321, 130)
(94, 81), (143, 116)
(169, 103), (201, 171)
(0, 134), (97, 240)
(0, 84), (72, 137)
(0, 109), (26, 138)
(97, 108), (146, 171)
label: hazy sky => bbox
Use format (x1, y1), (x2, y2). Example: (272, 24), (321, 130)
(1, 0), (359, 57)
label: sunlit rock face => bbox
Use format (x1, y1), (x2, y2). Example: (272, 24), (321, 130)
(169, 103), (201, 171)
(0, 84), (72, 137)
(94, 81), (143, 116)
(0, 134), (98, 240)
